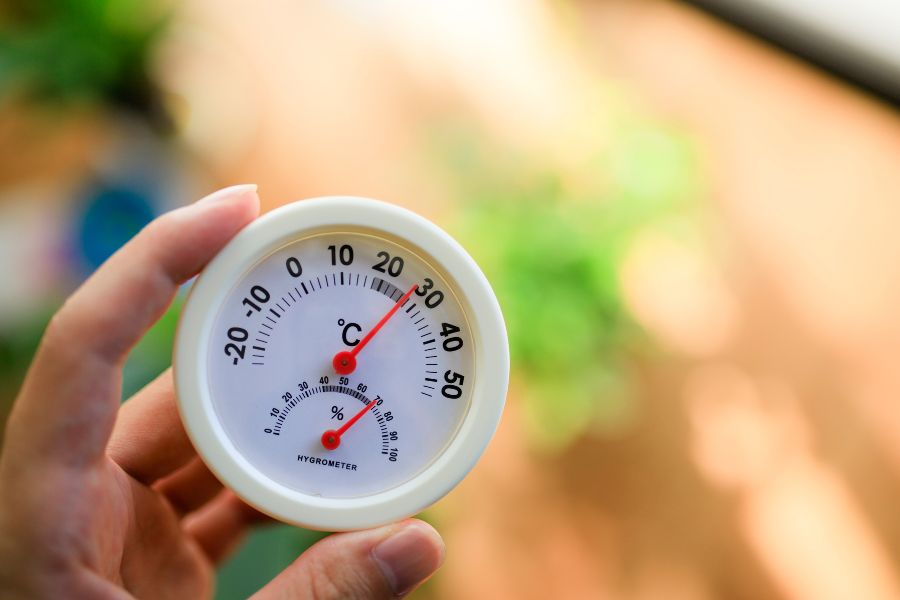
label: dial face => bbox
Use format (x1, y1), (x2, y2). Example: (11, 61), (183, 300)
(207, 232), (474, 499)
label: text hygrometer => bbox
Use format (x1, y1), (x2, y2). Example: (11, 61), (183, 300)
(174, 197), (509, 531)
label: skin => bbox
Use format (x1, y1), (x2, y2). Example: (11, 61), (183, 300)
(0, 186), (444, 599)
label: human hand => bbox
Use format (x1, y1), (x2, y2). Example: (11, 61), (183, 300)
(0, 185), (445, 599)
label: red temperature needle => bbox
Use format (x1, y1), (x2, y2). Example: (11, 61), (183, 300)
(321, 399), (378, 450)
(333, 284), (418, 375)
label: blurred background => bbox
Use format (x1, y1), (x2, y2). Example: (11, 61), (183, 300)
(2, 0), (900, 598)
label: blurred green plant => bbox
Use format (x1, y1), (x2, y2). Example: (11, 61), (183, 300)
(215, 526), (327, 599)
(440, 118), (703, 450)
(0, 0), (171, 126)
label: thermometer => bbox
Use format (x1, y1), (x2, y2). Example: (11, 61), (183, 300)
(174, 197), (508, 531)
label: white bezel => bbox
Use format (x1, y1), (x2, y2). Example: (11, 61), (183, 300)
(174, 196), (509, 531)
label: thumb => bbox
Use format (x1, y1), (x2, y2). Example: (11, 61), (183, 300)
(253, 519), (445, 600)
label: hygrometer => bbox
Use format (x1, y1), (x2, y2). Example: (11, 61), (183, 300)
(174, 197), (508, 531)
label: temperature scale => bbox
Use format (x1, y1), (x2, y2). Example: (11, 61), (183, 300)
(174, 197), (508, 531)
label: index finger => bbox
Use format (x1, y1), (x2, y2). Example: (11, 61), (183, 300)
(5, 185), (259, 468)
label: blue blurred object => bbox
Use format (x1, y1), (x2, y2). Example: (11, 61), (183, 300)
(75, 181), (157, 274)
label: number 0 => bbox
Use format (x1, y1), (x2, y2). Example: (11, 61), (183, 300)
(285, 257), (303, 277)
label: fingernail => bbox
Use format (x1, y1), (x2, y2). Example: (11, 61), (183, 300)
(372, 522), (445, 596)
(196, 184), (258, 205)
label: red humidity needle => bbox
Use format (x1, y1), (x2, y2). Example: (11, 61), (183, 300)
(321, 398), (378, 450)
(332, 284), (418, 375)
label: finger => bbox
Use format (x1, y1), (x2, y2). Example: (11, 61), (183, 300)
(7, 185), (259, 467)
(154, 457), (223, 516)
(108, 369), (197, 484)
(253, 519), (445, 600)
(183, 491), (271, 565)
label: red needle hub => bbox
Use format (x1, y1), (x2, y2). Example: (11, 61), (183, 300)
(321, 398), (379, 450)
(333, 284), (418, 375)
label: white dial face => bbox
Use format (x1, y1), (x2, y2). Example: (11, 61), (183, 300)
(207, 232), (474, 499)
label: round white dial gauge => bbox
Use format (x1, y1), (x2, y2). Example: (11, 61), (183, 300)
(175, 197), (508, 531)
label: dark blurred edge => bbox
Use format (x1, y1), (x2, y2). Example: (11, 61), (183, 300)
(680, 0), (900, 107)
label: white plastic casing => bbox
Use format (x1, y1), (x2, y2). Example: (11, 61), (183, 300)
(174, 197), (509, 531)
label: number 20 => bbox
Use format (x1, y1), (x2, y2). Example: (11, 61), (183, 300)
(372, 251), (404, 277)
